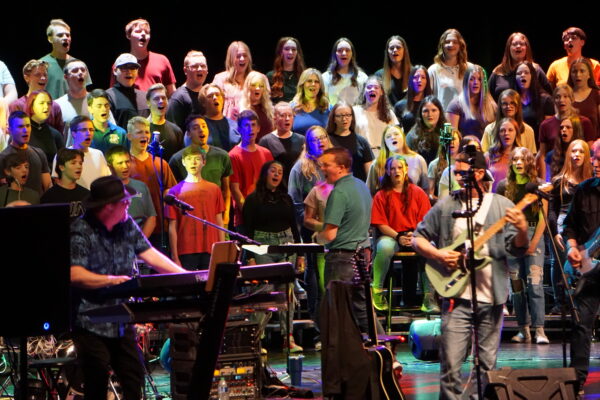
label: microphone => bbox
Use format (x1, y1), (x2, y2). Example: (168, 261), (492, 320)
(148, 131), (163, 156)
(165, 194), (194, 212)
(525, 182), (551, 201)
(439, 122), (453, 144)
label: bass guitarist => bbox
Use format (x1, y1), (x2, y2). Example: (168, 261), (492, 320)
(412, 150), (529, 400)
(565, 143), (600, 396)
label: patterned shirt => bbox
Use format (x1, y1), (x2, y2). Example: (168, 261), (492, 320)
(71, 212), (150, 337)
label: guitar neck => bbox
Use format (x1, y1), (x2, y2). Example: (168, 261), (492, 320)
(473, 195), (536, 252)
(353, 252), (379, 345)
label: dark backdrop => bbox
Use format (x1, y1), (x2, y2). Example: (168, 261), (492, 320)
(2, 4), (598, 96)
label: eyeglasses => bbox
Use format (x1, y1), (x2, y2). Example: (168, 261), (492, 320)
(335, 114), (352, 119)
(310, 135), (329, 142)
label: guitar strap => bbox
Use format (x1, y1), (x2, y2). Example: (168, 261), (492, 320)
(473, 193), (494, 234)
(456, 193), (493, 240)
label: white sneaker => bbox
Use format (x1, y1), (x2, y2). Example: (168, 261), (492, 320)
(535, 329), (550, 345)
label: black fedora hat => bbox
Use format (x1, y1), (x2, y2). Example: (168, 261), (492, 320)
(84, 176), (137, 209)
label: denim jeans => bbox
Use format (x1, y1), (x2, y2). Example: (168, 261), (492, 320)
(439, 299), (503, 400)
(253, 229), (295, 336)
(507, 225), (545, 328)
(372, 235), (421, 307)
(571, 264), (600, 387)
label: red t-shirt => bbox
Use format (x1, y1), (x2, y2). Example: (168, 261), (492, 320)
(110, 51), (176, 91)
(229, 145), (273, 225)
(371, 184), (431, 232)
(165, 180), (225, 255)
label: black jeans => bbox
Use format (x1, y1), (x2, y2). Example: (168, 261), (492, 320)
(72, 328), (144, 400)
(571, 265), (600, 387)
(325, 250), (370, 333)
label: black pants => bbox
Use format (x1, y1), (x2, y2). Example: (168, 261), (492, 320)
(72, 328), (144, 400)
(571, 266), (600, 387)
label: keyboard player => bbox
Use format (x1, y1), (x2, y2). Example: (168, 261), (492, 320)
(70, 176), (186, 400)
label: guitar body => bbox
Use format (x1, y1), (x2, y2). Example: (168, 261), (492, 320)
(367, 345), (406, 400)
(352, 250), (407, 400)
(566, 225), (600, 276)
(425, 234), (492, 298)
(423, 189), (551, 298)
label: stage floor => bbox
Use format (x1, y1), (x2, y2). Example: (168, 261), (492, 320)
(262, 341), (600, 399)
(3, 337), (600, 399)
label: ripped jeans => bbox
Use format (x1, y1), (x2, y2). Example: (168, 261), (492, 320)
(508, 225), (546, 328)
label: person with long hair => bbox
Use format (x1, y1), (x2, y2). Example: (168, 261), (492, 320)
(548, 115), (585, 178)
(289, 126), (332, 220)
(289, 125), (333, 347)
(212, 41), (254, 120)
(353, 76), (398, 152)
(489, 32), (552, 100)
(25, 89), (64, 165)
(374, 35), (412, 105)
(486, 117), (519, 191)
(371, 155), (430, 310)
(239, 71), (274, 141)
(496, 147), (548, 344)
(291, 68), (331, 135)
(326, 102), (373, 181)
(481, 89), (536, 154)
(394, 65), (432, 133)
(267, 37), (306, 103)
(537, 84), (595, 180)
(568, 57), (600, 140)
(549, 139), (592, 313)
(428, 128), (461, 199)
(243, 160), (304, 352)
(446, 65), (497, 138)
(428, 29), (473, 111)
(514, 61), (554, 139)
(366, 124), (428, 195)
(322, 38), (368, 105)
(406, 95), (446, 164)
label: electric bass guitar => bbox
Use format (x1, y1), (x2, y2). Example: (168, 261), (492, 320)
(565, 225), (600, 287)
(425, 188), (550, 298)
(352, 248), (406, 400)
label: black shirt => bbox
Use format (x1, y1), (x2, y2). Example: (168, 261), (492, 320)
(329, 131), (374, 181)
(41, 184), (90, 221)
(167, 85), (203, 132)
(258, 132), (305, 183)
(29, 120), (65, 166)
(149, 120), (184, 161)
(106, 83), (150, 130)
(563, 177), (600, 245)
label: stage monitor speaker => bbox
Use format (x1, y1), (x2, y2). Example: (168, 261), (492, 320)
(484, 367), (578, 400)
(0, 204), (71, 337)
(408, 319), (441, 361)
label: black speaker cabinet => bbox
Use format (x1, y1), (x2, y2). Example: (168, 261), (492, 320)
(485, 367), (578, 400)
(0, 204), (71, 337)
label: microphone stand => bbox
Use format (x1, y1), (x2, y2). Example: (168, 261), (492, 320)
(177, 207), (261, 246)
(536, 196), (579, 366)
(440, 123), (454, 198)
(452, 163), (484, 400)
(148, 132), (167, 254)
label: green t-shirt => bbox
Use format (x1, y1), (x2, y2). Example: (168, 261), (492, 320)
(324, 174), (372, 250)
